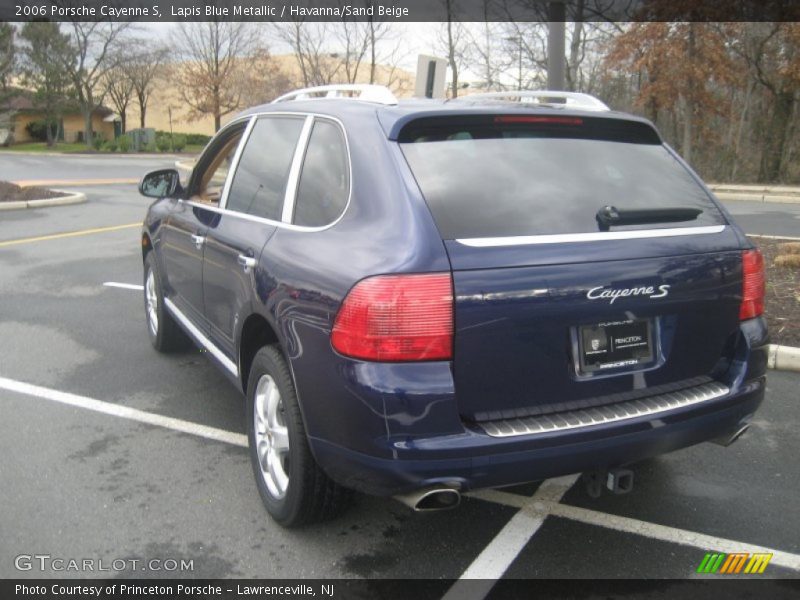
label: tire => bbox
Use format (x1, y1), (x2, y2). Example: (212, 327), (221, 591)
(247, 345), (352, 527)
(143, 252), (190, 352)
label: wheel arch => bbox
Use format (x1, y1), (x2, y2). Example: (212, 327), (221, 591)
(141, 231), (153, 261)
(238, 313), (281, 394)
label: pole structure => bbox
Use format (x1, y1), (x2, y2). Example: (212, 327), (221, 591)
(547, 1), (566, 90)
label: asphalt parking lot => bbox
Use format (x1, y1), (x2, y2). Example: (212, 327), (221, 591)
(1, 155), (799, 586)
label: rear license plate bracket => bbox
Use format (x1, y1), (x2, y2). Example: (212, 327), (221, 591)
(577, 318), (655, 374)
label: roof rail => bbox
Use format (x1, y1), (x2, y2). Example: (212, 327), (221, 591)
(272, 84), (398, 106)
(453, 90), (610, 112)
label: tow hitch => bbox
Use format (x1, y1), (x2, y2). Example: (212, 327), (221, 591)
(582, 468), (635, 498)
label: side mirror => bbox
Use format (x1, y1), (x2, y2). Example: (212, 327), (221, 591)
(139, 169), (183, 199)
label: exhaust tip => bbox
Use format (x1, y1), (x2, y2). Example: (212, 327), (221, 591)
(711, 424), (750, 447)
(416, 489), (461, 511)
(394, 487), (461, 512)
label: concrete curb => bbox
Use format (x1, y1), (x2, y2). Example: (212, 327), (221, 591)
(0, 190), (87, 211)
(0, 150), (186, 159)
(175, 159), (195, 172)
(768, 344), (800, 372)
(709, 184), (800, 204)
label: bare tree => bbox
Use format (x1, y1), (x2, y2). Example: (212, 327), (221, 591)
(175, 22), (267, 131)
(60, 22), (130, 147)
(127, 47), (168, 129)
(274, 21), (343, 87)
(102, 64), (134, 134)
(336, 20), (370, 84)
(439, 0), (468, 97)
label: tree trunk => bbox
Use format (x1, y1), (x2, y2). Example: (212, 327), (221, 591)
(120, 111), (126, 134)
(681, 94), (693, 165)
(83, 107), (93, 148)
(45, 121), (55, 147)
(758, 90), (794, 183)
(446, 1), (458, 98)
(214, 112), (221, 132)
(139, 103), (146, 129)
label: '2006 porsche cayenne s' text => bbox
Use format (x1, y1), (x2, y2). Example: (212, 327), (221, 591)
(138, 85), (767, 527)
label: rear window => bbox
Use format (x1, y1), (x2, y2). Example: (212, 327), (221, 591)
(399, 117), (725, 239)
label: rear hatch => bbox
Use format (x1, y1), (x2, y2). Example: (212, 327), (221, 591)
(399, 113), (743, 422)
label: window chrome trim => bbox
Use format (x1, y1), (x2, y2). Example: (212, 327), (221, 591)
(455, 225), (727, 248)
(219, 115), (257, 210)
(281, 115), (315, 223)
(164, 298), (238, 377)
(192, 111), (352, 233)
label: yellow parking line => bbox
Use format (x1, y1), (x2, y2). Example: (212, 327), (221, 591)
(0, 223), (140, 248)
(13, 178), (139, 187)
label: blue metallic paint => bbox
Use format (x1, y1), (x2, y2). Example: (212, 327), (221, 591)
(141, 98), (768, 498)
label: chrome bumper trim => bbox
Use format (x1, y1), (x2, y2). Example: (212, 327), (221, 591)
(479, 381), (730, 438)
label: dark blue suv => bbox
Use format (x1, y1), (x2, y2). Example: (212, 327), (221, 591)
(138, 85), (768, 527)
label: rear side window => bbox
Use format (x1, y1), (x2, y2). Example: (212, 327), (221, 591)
(400, 117), (725, 239)
(226, 116), (304, 221)
(293, 120), (349, 227)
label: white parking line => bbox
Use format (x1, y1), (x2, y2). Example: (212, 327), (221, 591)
(442, 475), (580, 600)
(0, 376), (247, 448)
(549, 503), (800, 572)
(3, 374), (799, 580)
(103, 282), (144, 290)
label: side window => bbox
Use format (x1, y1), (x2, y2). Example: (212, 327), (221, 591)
(293, 120), (349, 228)
(226, 116), (304, 221)
(191, 128), (245, 205)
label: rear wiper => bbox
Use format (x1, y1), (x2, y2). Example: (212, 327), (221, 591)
(596, 205), (703, 231)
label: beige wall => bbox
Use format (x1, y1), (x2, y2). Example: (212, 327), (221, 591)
(12, 111), (115, 144)
(122, 54), (415, 136)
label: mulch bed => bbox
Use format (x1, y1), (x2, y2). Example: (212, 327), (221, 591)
(0, 180), (63, 202)
(750, 236), (800, 347)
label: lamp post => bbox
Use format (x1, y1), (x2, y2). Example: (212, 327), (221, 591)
(505, 36), (524, 91)
(547, 1), (566, 90)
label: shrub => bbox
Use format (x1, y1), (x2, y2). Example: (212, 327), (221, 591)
(156, 135), (171, 152)
(105, 138), (118, 152)
(173, 134), (187, 152)
(25, 119), (56, 142)
(155, 130), (210, 146)
(92, 134), (104, 151)
(775, 255), (800, 269)
(143, 141), (157, 153)
(118, 135), (130, 152)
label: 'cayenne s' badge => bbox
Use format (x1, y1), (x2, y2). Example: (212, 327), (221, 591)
(586, 284), (670, 304)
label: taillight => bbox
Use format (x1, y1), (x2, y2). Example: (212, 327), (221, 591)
(740, 249), (765, 321)
(331, 273), (453, 362)
(493, 116), (583, 125)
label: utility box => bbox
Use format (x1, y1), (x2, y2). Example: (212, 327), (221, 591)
(128, 128), (156, 151)
(415, 55), (448, 99)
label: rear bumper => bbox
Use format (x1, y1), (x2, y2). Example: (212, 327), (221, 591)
(309, 377), (765, 496)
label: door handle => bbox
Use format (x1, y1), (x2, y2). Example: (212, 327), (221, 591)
(237, 254), (257, 273)
(190, 234), (205, 249)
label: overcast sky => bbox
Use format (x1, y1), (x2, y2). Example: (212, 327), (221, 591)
(143, 21), (444, 73)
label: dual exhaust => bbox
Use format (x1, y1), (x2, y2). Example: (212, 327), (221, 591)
(395, 424), (750, 510)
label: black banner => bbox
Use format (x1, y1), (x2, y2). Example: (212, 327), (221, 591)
(3, 579), (800, 600)
(1, 0), (799, 23)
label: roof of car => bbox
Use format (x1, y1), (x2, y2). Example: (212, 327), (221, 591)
(238, 95), (659, 142)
